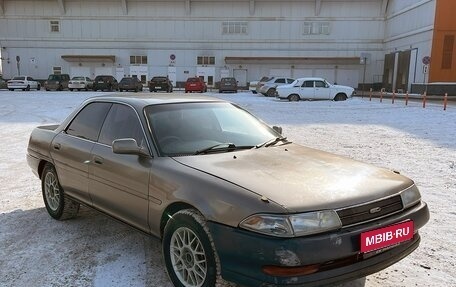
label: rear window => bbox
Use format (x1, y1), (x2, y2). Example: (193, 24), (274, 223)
(187, 78), (199, 83)
(48, 75), (63, 80)
(13, 77), (25, 80)
(221, 78), (236, 83)
(151, 77), (167, 82)
(72, 77), (85, 80)
(120, 78), (133, 83)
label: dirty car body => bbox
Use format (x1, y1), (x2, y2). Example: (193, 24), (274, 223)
(27, 95), (429, 287)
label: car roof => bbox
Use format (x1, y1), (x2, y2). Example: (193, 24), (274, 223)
(295, 77), (325, 81)
(85, 94), (224, 110)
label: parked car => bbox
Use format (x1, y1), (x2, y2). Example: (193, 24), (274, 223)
(149, 76), (173, 93)
(27, 95), (429, 287)
(68, 76), (93, 91)
(7, 76), (41, 91)
(255, 76), (274, 94)
(259, 77), (295, 97)
(219, 77), (238, 93)
(0, 76), (7, 89)
(119, 77), (143, 92)
(276, 77), (355, 101)
(44, 74), (70, 91)
(92, 75), (118, 91)
(185, 77), (207, 93)
(248, 80), (259, 94)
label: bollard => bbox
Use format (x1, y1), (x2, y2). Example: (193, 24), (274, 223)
(369, 88), (372, 101)
(380, 89), (383, 103)
(422, 91), (427, 108)
(392, 91), (396, 104)
(405, 91), (409, 106)
(444, 93), (448, 111)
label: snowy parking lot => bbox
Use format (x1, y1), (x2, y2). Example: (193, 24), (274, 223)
(0, 90), (455, 287)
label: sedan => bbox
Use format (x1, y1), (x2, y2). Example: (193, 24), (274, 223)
(149, 76), (173, 93)
(68, 76), (93, 91)
(276, 77), (355, 101)
(7, 76), (41, 91)
(119, 77), (143, 92)
(27, 96), (429, 287)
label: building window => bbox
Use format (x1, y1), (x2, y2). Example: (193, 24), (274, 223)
(442, 35), (454, 70)
(303, 22), (330, 35)
(50, 20), (60, 32)
(130, 55), (148, 65)
(53, 67), (62, 75)
(222, 22), (248, 35)
(197, 56), (215, 65)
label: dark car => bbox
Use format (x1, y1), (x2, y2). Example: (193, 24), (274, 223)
(185, 77), (207, 93)
(149, 76), (173, 93)
(93, 75), (119, 91)
(219, 77), (238, 93)
(119, 77), (143, 92)
(27, 95), (429, 287)
(44, 74), (70, 91)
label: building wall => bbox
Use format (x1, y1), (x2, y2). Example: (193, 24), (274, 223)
(0, 0), (429, 89)
(429, 0), (456, 82)
(383, 0), (436, 91)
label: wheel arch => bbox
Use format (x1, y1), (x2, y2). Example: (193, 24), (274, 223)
(334, 92), (348, 101)
(160, 201), (201, 238)
(38, 160), (51, 179)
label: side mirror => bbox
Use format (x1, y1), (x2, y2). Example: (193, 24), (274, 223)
(112, 138), (149, 157)
(272, 126), (282, 135)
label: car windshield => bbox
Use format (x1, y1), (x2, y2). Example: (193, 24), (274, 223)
(72, 77), (85, 80)
(145, 102), (280, 156)
(13, 76), (25, 80)
(48, 75), (61, 80)
(120, 78), (133, 83)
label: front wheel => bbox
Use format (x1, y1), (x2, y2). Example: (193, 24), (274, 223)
(41, 163), (80, 220)
(288, 94), (300, 102)
(266, 88), (276, 97)
(334, 93), (348, 101)
(163, 209), (218, 287)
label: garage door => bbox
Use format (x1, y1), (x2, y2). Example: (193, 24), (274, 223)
(269, 69), (291, 77)
(315, 69), (335, 84)
(336, 69), (359, 88)
(292, 69), (313, 79)
(95, 67), (114, 77)
(70, 67), (90, 78)
(233, 69), (247, 88)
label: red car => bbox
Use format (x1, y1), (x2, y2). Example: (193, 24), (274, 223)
(185, 77), (207, 93)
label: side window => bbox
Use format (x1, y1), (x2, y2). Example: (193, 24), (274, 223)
(66, 102), (112, 141)
(302, 81), (314, 88)
(315, 81), (326, 88)
(275, 78), (286, 84)
(98, 104), (146, 147)
(287, 78), (294, 84)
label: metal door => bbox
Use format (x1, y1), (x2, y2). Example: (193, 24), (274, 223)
(233, 69), (247, 88)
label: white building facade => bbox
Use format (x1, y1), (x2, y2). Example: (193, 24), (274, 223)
(0, 0), (436, 90)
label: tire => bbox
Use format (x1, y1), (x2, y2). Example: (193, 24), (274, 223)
(58, 85), (63, 91)
(9, 89), (13, 91)
(135, 87), (138, 93)
(46, 88), (50, 91)
(334, 93), (348, 101)
(119, 89), (123, 92)
(266, 88), (276, 97)
(163, 209), (219, 287)
(69, 88), (73, 91)
(26, 85), (30, 91)
(41, 163), (80, 220)
(289, 94), (300, 102)
(37, 84), (41, 90)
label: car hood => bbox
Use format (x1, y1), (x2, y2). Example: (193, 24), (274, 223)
(172, 143), (413, 212)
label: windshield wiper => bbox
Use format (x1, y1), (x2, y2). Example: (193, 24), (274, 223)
(194, 143), (254, 155)
(256, 137), (291, 148)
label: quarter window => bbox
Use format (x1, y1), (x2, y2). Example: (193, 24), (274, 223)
(98, 104), (146, 147)
(66, 103), (112, 141)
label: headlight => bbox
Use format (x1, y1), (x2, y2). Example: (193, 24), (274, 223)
(400, 185), (421, 209)
(240, 210), (341, 237)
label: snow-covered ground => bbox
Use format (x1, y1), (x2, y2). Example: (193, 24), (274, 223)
(0, 90), (454, 287)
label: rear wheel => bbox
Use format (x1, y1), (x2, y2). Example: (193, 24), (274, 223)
(163, 209), (218, 287)
(334, 93), (348, 101)
(69, 88), (73, 91)
(37, 84), (41, 90)
(289, 94), (300, 102)
(266, 88), (276, 97)
(25, 85), (30, 91)
(41, 163), (80, 220)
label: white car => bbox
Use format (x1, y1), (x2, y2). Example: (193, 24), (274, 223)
(276, 77), (354, 101)
(68, 76), (93, 91)
(7, 76), (41, 91)
(258, 77), (295, 97)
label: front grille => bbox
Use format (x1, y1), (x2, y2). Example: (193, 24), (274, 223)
(336, 195), (403, 226)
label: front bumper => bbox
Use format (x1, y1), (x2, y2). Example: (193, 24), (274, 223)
(208, 201), (429, 287)
(68, 83), (87, 89)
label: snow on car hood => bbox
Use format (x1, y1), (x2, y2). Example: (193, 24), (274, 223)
(173, 143), (413, 212)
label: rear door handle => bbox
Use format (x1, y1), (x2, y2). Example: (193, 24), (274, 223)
(93, 156), (104, 165)
(53, 143), (61, 150)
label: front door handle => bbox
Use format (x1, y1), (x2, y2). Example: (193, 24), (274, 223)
(53, 143), (61, 150)
(93, 156), (104, 165)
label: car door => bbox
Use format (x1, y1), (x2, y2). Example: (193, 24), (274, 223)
(299, 80), (315, 99)
(51, 102), (112, 204)
(89, 103), (151, 232)
(314, 80), (331, 99)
